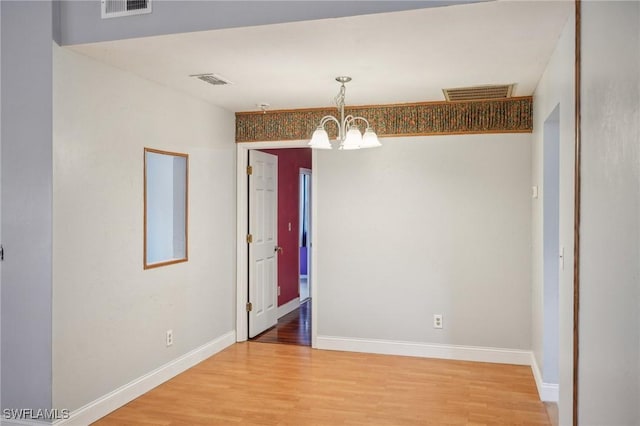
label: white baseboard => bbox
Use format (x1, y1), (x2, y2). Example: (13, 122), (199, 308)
(55, 330), (236, 426)
(541, 382), (559, 402)
(2, 418), (52, 426)
(278, 297), (300, 319)
(531, 354), (545, 399)
(316, 335), (532, 366)
(530, 354), (559, 402)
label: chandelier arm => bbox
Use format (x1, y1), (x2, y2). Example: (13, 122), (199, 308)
(318, 115), (342, 141)
(319, 115), (341, 128)
(308, 77), (381, 150)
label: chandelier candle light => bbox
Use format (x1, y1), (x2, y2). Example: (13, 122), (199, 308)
(308, 77), (382, 150)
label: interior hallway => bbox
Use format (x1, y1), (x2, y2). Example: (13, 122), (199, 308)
(93, 342), (551, 425)
(252, 299), (311, 346)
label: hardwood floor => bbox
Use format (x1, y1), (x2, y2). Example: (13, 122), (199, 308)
(252, 299), (311, 346)
(94, 342), (551, 425)
(544, 402), (559, 426)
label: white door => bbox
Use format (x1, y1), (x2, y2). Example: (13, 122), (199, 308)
(248, 150), (278, 338)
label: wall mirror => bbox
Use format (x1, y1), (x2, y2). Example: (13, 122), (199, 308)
(144, 148), (189, 269)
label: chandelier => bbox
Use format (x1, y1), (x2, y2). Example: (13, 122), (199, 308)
(308, 77), (382, 150)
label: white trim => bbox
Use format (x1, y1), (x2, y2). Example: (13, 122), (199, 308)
(2, 419), (51, 426)
(541, 382), (560, 402)
(310, 152), (318, 348)
(278, 297), (300, 319)
(530, 353), (559, 402)
(530, 353), (544, 398)
(298, 167), (312, 316)
(236, 140), (317, 346)
(54, 331), (236, 426)
(236, 144), (249, 342)
(317, 336), (532, 366)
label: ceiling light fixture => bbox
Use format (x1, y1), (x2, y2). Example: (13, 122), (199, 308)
(308, 77), (381, 150)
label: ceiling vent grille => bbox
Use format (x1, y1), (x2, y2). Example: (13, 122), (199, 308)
(443, 84), (514, 102)
(101, 0), (152, 19)
(190, 74), (233, 86)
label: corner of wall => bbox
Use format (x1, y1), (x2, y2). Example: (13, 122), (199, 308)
(529, 11), (575, 424)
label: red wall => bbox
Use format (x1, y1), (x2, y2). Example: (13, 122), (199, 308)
(260, 148), (312, 306)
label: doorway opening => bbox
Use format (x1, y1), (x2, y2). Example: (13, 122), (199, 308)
(542, 104), (560, 410)
(299, 168), (312, 302)
(248, 148), (312, 346)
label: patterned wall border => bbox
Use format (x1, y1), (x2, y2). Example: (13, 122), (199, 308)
(235, 96), (533, 143)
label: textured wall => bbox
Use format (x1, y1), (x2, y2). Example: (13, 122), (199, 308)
(316, 133), (532, 349)
(530, 13), (575, 420)
(53, 45), (236, 411)
(1, 0), (53, 412)
(579, 2), (640, 424)
(56, 1), (480, 46)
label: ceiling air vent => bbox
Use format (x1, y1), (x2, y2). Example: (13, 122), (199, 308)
(443, 84), (514, 102)
(190, 73), (233, 86)
(101, 0), (152, 19)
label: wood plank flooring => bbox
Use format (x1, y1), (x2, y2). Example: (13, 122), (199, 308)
(252, 299), (311, 346)
(544, 402), (559, 426)
(94, 342), (551, 425)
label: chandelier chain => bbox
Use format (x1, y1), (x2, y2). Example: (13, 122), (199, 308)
(308, 76), (381, 150)
(335, 83), (347, 110)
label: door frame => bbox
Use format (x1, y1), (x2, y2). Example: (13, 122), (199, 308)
(298, 167), (312, 301)
(236, 141), (318, 347)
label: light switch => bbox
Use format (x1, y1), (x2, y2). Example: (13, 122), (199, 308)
(532, 186), (539, 199)
(288, 222), (292, 231)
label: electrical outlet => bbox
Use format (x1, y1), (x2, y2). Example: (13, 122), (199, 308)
(433, 314), (443, 329)
(166, 329), (173, 347)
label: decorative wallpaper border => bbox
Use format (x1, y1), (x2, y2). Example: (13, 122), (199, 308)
(235, 97), (532, 143)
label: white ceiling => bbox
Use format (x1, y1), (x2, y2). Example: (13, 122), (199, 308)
(69, 1), (572, 113)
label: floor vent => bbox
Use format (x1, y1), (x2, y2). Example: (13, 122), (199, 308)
(101, 0), (151, 19)
(443, 84), (514, 102)
(190, 73), (233, 86)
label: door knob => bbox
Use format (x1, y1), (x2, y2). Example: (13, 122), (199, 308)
(274, 246), (283, 254)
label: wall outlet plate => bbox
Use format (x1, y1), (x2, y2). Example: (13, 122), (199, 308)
(433, 314), (443, 329)
(166, 329), (173, 347)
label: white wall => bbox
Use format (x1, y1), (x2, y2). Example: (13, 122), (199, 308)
(53, 45), (236, 411)
(530, 13), (574, 419)
(579, 2), (640, 425)
(1, 0), (53, 412)
(542, 110), (560, 386)
(316, 133), (531, 350)
(55, 0), (476, 46)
